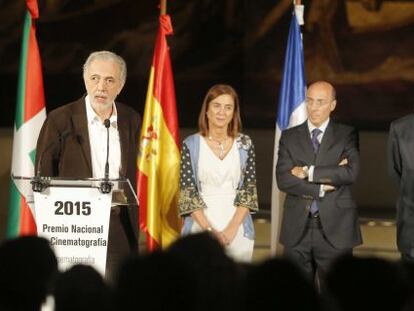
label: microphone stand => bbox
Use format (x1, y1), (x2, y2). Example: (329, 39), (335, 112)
(32, 130), (71, 192)
(31, 170), (45, 192)
(100, 119), (113, 194)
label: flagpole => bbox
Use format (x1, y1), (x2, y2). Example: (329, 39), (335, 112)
(160, 0), (167, 15)
(8, 0), (46, 237)
(138, 0), (181, 250)
(271, 1), (306, 255)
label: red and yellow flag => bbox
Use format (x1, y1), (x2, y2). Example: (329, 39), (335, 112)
(7, 0), (46, 237)
(137, 14), (181, 250)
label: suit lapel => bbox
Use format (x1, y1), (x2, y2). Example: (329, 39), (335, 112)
(316, 121), (335, 164)
(297, 122), (315, 163)
(116, 103), (129, 178)
(72, 98), (93, 175)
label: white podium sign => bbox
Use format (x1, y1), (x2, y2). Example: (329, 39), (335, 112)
(34, 187), (111, 275)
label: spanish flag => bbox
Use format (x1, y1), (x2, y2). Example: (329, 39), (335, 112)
(137, 14), (181, 250)
(8, 0), (46, 237)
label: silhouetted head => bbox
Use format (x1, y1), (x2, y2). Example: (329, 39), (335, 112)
(325, 255), (410, 311)
(54, 264), (112, 311)
(115, 251), (195, 311)
(0, 236), (57, 311)
(167, 231), (231, 268)
(167, 232), (243, 311)
(244, 257), (323, 311)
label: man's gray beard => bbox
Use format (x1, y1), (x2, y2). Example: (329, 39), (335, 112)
(91, 99), (113, 113)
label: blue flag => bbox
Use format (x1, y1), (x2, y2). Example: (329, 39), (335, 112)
(277, 11), (306, 130)
(271, 10), (307, 254)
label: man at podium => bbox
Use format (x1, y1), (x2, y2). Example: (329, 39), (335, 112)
(35, 50), (141, 280)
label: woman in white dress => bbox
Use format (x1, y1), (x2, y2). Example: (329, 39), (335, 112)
(178, 84), (259, 262)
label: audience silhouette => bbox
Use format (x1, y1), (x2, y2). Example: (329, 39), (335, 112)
(167, 232), (245, 311)
(244, 257), (324, 311)
(54, 264), (113, 311)
(325, 255), (411, 311)
(0, 236), (57, 311)
(1, 234), (412, 311)
(115, 250), (196, 311)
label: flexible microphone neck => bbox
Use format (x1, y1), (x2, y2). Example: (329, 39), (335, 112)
(100, 119), (113, 194)
(103, 119), (110, 180)
(36, 130), (71, 178)
(33, 130), (71, 192)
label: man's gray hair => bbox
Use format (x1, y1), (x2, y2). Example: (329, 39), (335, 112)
(83, 51), (127, 84)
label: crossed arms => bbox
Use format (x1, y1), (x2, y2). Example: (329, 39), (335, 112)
(276, 128), (360, 199)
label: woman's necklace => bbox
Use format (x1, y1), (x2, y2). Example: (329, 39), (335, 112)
(208, 135), (228, 159)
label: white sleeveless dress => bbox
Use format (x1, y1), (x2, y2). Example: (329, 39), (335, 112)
(190, 137), (254, 262)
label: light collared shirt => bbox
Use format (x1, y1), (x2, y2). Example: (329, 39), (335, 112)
(85, 95), (121, 179)
(307, 118), (330, 197)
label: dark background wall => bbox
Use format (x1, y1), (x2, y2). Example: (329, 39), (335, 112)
(1, 0), (413, 129)
(0, 0), (413, 236)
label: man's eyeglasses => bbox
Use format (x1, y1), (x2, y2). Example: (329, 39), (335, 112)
(305, 98), (334, 107)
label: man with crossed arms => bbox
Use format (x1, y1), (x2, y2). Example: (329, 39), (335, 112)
(276, 81), (362, 286)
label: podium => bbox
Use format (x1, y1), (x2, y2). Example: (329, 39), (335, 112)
(12, 175), (138, 276)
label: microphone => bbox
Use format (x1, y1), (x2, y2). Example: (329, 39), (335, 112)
(103, 119), (110, 179)
(100, 119), (113, 194)
(32, 130), (72, 192)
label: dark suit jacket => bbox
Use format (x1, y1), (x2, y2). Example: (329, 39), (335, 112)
(276, 121), (362, 249)
(35, 97), (141, 242)
(35, 97), (140, 185)
(388, 114), (414, 255)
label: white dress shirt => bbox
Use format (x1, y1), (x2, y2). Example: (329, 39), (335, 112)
(85, 96), (121, 179)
